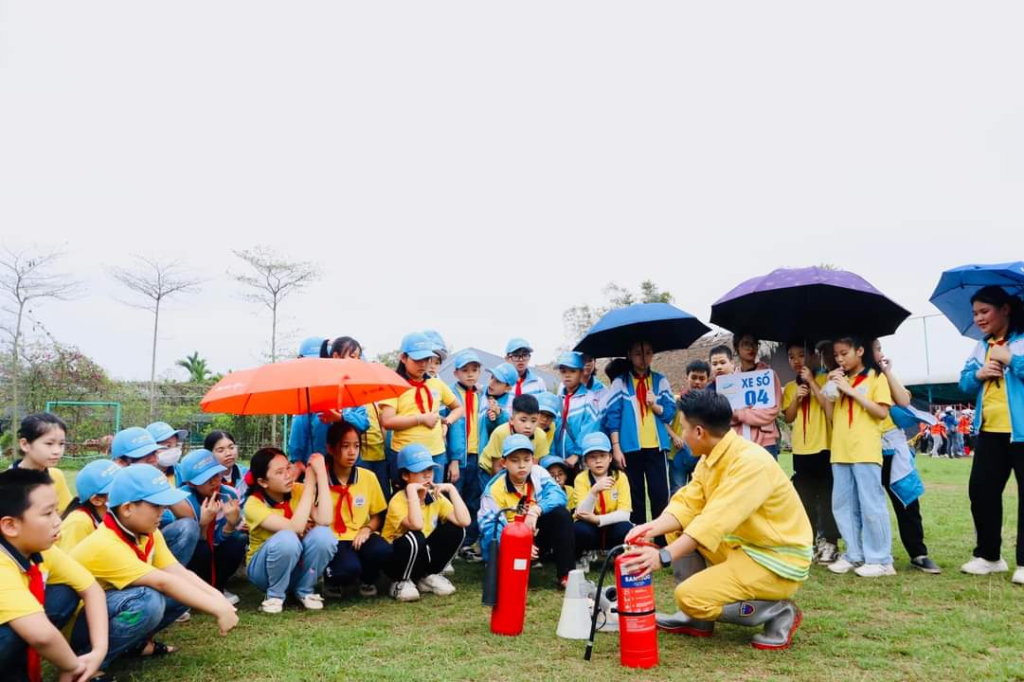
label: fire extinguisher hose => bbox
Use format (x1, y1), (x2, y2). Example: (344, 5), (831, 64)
(584, 543), (627, 661)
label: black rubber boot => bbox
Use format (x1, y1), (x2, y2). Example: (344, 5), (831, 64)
(717, 600), (802, 650)
(655, 553), (714, 637)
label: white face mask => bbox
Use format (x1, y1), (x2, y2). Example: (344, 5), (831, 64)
(157, 447), (182, 468)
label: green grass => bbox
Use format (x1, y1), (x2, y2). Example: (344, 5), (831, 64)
(59, 454), (1024, 682)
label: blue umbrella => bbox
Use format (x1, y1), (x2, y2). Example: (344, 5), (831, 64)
(573, 302), (711, 358)
(929, 262), (1024, 339)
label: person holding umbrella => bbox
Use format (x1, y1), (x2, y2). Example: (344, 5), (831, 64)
(956, 286), (1024, 584)
(604, 340), (678, 528)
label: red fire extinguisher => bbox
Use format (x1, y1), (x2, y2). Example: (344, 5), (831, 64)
(585, 540), (659, 669)
(490, 514), (533, 636)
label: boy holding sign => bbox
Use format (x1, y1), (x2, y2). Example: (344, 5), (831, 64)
(730, 334), (783, 458)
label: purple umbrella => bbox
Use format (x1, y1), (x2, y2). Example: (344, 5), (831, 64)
(711, 267), (911, 342)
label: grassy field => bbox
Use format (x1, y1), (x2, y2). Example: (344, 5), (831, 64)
(60, 454), (1023, 682)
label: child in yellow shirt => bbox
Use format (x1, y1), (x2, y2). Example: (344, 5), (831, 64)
(573, 433), (633, 560)
(58, 459), (120, 552)
(12, 414), (72, 515)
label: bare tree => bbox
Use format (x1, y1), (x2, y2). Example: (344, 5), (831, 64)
(109, 256), (202, 419)
(231, 246), (320, 443)
(0, 245), (79, 423)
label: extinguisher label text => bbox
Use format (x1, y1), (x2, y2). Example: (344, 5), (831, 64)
(620, 573), (652, 588)
(513, 559), (528, 571)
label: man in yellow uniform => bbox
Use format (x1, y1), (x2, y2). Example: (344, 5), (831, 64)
(622, 390), (813, 650)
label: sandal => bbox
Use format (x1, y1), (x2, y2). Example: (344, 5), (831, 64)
(126, 638), (178, 658)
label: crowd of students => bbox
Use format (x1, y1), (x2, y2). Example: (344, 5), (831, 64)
(1, 284), (1022, 678)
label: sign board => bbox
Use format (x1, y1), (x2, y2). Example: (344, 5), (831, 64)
(715, 369), (777, 411)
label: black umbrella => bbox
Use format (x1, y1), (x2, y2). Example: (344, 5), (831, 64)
(573, 303), (711, 358)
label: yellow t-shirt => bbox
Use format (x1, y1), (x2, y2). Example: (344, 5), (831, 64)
(830, 370), (892, 465)
(326, 468), (387, 542)
(455, 384), (482, 455)
(362, 403), (386, 463)
(70, 525), (176, 591)
(380, 378), (457, 455)
(382, 488), (454, 542)
(564, 484), (576, 511)
(982, 338), (1011, 433)
(243, 484), (304, 564)
(0, 544), (95, 626)
(573, 471), (632, 514)
(49, 468), (72, 515)
(633, 375), (660, 449)
(478, 423), (551, 475)
(782, 375), (830, 455)
(57, 508), (100, 553)
(666, 430), (813, 582)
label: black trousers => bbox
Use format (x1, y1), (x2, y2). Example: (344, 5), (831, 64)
(574, 520), (632, 558)
(881, 454), (928, 558)
(624, 448), (669, 525)
(969, 431), (1024, 564)
(791, 451), (839, 544)
(536, 506), (575, 579)
(187, 533), (248, 590)
(384, 523), (465, 583)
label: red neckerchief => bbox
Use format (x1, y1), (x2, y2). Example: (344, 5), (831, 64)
(254, 491), (293, 519)
(103, 513), (155, 563)
(801, 394), (810, 445)
(842, 371), (870, 428)
(561, 387), (578, 438)
(511, 479), (534, 513)
(591, 472), (609, 515)
(633, 372), (650, 421)
(26, 560), (45, 682)
(407, 378), (434, 414)
(328, 469), (355, 535)
(205, 514), (217, 585)
(515, 375), (525, 396)
(989, 337), (1007, 388)
(461, 384), (476, 442)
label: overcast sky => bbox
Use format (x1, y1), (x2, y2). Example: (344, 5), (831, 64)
(2, 2), (1022, 386)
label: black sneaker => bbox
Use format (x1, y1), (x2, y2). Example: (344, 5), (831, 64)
(458, 546), (483, 563)
(910, 556), (942, 574)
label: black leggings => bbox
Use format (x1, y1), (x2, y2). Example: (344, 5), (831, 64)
(384, 523), (465, 583)
(534, 506), (576, 578)
(969, 431), (1024, 564)
(881, 454), (928, 558)
(791, 451), (839, 544)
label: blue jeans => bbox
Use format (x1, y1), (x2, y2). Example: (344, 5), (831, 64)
(455, 453), (483, 546)
(432, 454), (446, 484)
(247, 526), (337, 599)
(832, 462), (893, 565)
(764, 443), (780, 460)
(0, 584), (81, 681)
(324, 534), (393, 587)
(161, 517), (201, 566)
(361, 459), (391, 501)
(74, 586), (187, 667)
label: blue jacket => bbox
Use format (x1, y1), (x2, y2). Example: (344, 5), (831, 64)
(288, 408), (370, 464)
(477, 465), (567, 563)
(446, 381), (493, 467)
(603, 371), (677, 452)
(514, 368), (549, 396)
(960, 332), (1024, 443)
(552, 384), (600, 459)
(479, 391), (512, 453)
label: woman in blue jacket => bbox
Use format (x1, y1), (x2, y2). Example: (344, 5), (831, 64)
(957, 286), (1024, 586)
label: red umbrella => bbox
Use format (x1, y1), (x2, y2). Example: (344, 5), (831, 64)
(200, 358), (409, 415)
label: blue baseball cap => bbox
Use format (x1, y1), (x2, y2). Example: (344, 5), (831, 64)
(178, 449), (227, 486)
(423, 330), (448, 359)
(400, 332), (438, 361)
(536, 392), (560, 417)
(112, 427), (162, 461)
(501, 433), (534, 458)
(582, 432), (612, 457)
(453, 349), (482, 370)
(486, 362), (519, 387)
(505, 337), (533, 356)
(145, 421), (188, 446)
(298, 336), (325, 358)
(396, 443), (441, 475)
(75, 459), (121, 501)
(108, 463), (190, 508)
(555, 351), (585, 370)
(539, 455), (571, 473)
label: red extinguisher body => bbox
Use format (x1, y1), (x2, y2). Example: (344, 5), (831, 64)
(490, 515), (533, 636)
(614, 552), (659, 668)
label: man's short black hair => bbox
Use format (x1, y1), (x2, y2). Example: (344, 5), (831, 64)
(685, 360), (711, 376)
(678, 389), (733, 436)
(708, 345), (733, 361)
(786, 339), (808, 352)
(0, 468), (54, 520)
(511, 394), (539, 415)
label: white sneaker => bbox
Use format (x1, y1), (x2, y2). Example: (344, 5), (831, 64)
(1013, 567), (1024, 585)
(298, 593), (324, 610)
(442, 562), (455, 576)
(817, 542), (838, 565)
(827, 558), (859, 574)
(390, 580), (421, 602)
(575, 557), (590, 573)
(259, 597), (284, 614)
(960, 557), (1009, 575)
(359, 583), (378, 598)
(417, 573), (457, 596)
(223, 590), (240, 606)
(175, 610), (192, 623)
(854, 563), (897, 578)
